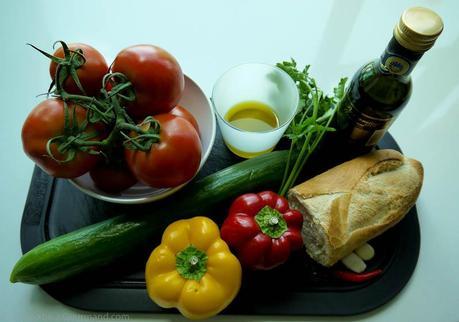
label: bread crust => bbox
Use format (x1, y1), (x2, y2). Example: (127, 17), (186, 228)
(288, 149), (424, 267)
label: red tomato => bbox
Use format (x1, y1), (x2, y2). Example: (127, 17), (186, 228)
(112, 45), (184, 119)
(90, 162), (137, 193)
(49, 43), (108, 96)
(170, 105), (200, 136)
(22, 99), (101, 178)
(125, 114), (201, 188)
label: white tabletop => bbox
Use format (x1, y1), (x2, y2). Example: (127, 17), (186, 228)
(1, 0), (458, 321)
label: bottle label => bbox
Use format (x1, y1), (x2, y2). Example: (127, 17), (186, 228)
(339, 96), (394, 147)
(382, 55), (410, 75)
(378, 36), (423, 76)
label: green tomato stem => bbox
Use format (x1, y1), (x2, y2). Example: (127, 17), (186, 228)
(33, 41), (164, 164)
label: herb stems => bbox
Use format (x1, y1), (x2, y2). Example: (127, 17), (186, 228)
(276, 59), (347, 196)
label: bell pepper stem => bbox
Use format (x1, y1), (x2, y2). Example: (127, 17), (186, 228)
(176, 245), (208, 281)
(189, 256), (199, 266)
(254, 206), (288, 239)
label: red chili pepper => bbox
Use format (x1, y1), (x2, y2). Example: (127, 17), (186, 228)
(221, 191), (303, 270)
(333, 269), (383, 283)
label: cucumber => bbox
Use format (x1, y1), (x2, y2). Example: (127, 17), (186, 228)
(11, 150), (289, 284)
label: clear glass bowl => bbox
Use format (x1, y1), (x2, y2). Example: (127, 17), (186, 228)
(212, 63), (299, 158)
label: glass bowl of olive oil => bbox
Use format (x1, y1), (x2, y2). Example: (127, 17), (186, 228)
(212, 63), (299, 158)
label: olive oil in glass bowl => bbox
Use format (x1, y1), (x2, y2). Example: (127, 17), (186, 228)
(224, 100), (280, 157)
(212, 63), (299, 158)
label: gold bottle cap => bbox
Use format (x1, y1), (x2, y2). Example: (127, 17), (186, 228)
(394, 7), (443, 52)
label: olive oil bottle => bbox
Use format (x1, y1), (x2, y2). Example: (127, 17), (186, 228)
(334, 7), (443, 157)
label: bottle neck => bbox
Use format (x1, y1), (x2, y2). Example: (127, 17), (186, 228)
(378, 36), (424, 78)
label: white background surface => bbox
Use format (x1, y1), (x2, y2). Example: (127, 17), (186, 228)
(1, 0), (458, 321)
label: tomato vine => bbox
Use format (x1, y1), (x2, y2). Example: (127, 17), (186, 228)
(29, 40), (160, 163)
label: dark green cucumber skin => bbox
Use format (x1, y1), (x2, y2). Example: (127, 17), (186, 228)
(11, 150), (288, 285)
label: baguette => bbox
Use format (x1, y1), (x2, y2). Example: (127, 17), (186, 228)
(287, 149), (423, 267)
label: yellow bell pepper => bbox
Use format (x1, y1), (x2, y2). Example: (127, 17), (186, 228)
(145, 216), (242, 320)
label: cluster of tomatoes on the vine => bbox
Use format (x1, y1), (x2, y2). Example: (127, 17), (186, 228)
(21, 42), (202, 192)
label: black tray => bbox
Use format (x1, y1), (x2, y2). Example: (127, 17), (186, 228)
(20, 131), (420, 316)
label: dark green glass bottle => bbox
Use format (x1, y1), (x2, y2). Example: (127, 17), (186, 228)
(333, 7), (443, 157)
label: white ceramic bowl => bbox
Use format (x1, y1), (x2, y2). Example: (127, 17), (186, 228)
(69, 75), (216, 204)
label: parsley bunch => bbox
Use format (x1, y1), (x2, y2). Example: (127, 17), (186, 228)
(277, 59), (347, 196)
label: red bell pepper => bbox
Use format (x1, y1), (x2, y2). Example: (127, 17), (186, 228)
(221, 191), (303, 270)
